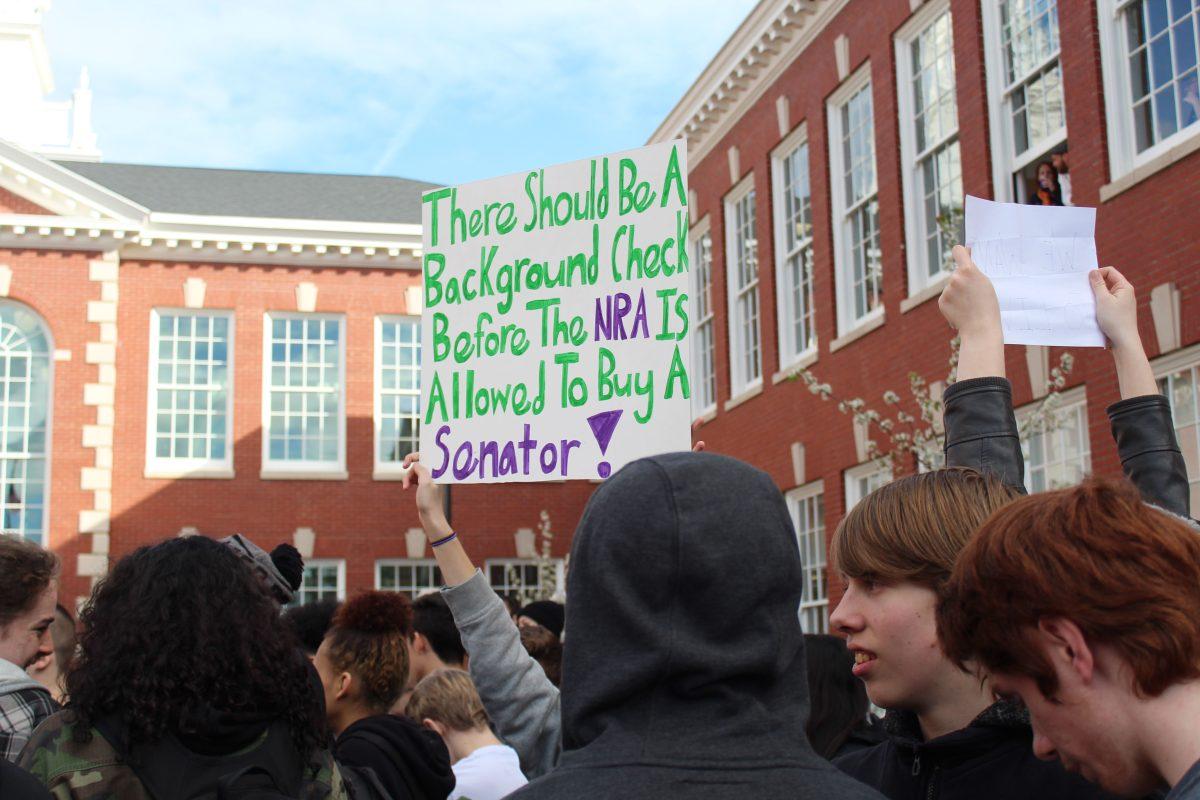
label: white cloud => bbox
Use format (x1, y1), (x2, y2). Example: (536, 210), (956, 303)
(41, 0), (758, 180)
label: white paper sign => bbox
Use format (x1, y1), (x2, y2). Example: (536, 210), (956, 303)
(418, 141), (692, 483)
(964, 195), (1105, 347)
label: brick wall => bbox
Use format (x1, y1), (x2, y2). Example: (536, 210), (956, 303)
(0, 187), (54, 215)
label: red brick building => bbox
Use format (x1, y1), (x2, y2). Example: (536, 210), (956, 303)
(3, 0), (1199, 625)
(649, 0), (1200, 629)
(0, 3), (593, 607)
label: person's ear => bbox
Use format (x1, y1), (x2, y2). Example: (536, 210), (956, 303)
(412, 632), (430, 655)
(422, 718), (446, 737)
(335, 671), (354, 702)
(1037, 617), (1095, 687)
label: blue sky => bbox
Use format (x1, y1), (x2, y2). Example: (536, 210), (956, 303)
(42, 1), (759, 186)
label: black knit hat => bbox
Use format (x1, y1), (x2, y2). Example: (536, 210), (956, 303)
(519, 600), (565, 639)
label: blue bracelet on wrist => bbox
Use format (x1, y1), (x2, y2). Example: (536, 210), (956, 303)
(431, 531), (457, 548)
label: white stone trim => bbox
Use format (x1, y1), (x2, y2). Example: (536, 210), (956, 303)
(76, 252), (119, 581)
(834, 34), (850, 81)
(1150, 282), (1182, 354)
(791, 441), (807, 485)
(775, 95), (791, 137)
(1026, 345), (1050, 399)
(0, 265), (11, 297)
(295, 282), (318, 312)
(727, 145), (741, 186)
(183, 277), (207, 309)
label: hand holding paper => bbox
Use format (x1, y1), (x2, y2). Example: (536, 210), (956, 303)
(964, 195), (1105, 348)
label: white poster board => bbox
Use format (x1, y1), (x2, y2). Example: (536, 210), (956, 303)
(419, 141), (692, 483)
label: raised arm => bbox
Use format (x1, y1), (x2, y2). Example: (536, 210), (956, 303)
(401, 455), (563, 777)
(937, 246), (1027, 491)
(1090, 267), (1191, 518)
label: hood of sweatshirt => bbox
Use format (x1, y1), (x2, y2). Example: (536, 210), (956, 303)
(335, 713), (455, 800)
(0, 657), (46, 698)
(557, 451), (825, 771)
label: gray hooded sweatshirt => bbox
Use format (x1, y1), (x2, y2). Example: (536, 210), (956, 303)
(486, 452), (884, 800)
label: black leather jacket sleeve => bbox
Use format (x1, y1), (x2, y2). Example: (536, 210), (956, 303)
(942, 377), (1027, 493)
(1107, 394), (1191, 519)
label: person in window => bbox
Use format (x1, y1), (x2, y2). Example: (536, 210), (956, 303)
(18, 535), (346, 797)
(1051, 150), (1072, 206)
(1028, 160), (1065, 206)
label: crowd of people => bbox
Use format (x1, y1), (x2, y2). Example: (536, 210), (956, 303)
(1, 251), (1198, 799)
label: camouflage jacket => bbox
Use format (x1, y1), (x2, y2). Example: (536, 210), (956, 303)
(17, 711), (348, 800)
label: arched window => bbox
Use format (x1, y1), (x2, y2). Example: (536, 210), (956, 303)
(0, 301), (52, 545)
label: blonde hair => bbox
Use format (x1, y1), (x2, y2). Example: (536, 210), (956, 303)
(832, 467), (1019, 590)
(406, 668), (490, 733)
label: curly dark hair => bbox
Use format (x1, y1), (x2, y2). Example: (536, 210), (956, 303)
(66, 535), (326, 761)
(326, 591), (412, 713)
(0, 534), (59, 627)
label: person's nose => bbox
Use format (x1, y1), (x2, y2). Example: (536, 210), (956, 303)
(1031, 727), (1058, 762)
(37, 629), (54, 657)
(829, 589), (863, 635)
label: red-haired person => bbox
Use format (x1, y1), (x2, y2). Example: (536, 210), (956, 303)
(315, 591), (455, 800)
(828, 249), (1188, 800)
(938, 478), (1200, 799)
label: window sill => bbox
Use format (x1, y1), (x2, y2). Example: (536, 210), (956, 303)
(724, 381), (763, 412)
(1101, 131), (1200, 202)
(900, 274), (950, 313)
(692, 407), (717, 426)
(830, 312), (886, 352)
(373, 467), (413, 481)
(144, 465), (235, 480)
(772, 349), (819, 384)
(260, 468), (349, 481)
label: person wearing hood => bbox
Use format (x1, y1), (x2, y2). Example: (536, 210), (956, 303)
(316, 590), (456, 800)
(0, 535), (59, 763)
(18, 535), (346, 798)
(403, 450), (885, 800)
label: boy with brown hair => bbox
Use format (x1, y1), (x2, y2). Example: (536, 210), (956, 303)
(938, 478), (1200, 799)
(407, 669), (527, 800)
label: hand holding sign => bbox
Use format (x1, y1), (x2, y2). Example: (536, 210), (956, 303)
(419, 142), (693, 483)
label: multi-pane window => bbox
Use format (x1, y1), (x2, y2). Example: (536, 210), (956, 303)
(844, 462), (891, 512)
(900, 8), (963, 285)
(377, 559), (443, 598)
(788, 486), (827, 634)
(148, 311), (231, 471)
(690, 228), (717, 415)
(486, 558), (564, 607)
(1122, 0), (1200, 152)
(983, 0), (1067, 201)
(831, 77), (883, 332)
(376, 317), (421, 468)
(0, 302), (50, 545)
(773, 137), (817, 365)
(1158, 364), (1200, 510)
(1021, 397), (1092, 492)
(293, 560), (345, 606)
(264, 314), (344, 470)
(725, 182), (761, 394)
(1001, 0), (1066, 158)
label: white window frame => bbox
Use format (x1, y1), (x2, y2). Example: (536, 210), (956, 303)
(787, 480), (828, 634)
(261, 312), (347, 479)
(689, 216), (718, 420)
(0, 300), (54, 546)
(145, 308), (235, 479)
(828, 64), (885, 337)
(844, 459), (892, 512)
(771, 123), (819, 371)
(724, 173), (762, 398)
(1150, 342), (1200, 510)
(293, 558), (346, 605)
(896, 0), (962, 295)
(373, 315), (421, 479)
(981, 0), (1069, 202)
(375, 558), (443, 597)
(485, 558), (566, 604)
(1017, 385), (1092, 492)
(1098, 0), (1200, 182)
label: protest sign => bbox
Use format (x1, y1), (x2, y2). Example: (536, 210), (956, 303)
(419, 141), (692, 483)
(964, 195), (1105, 347)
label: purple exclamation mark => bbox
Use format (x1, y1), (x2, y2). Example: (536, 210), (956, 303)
(586, 410), (623, 479)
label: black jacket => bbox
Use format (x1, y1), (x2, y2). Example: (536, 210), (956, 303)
(836, 705), (1118, 800)
(508, 452), (885, 800)
(0, 759), (51, 800)
(943, 377), (1191, 519)
(334, 714), (455, 800)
